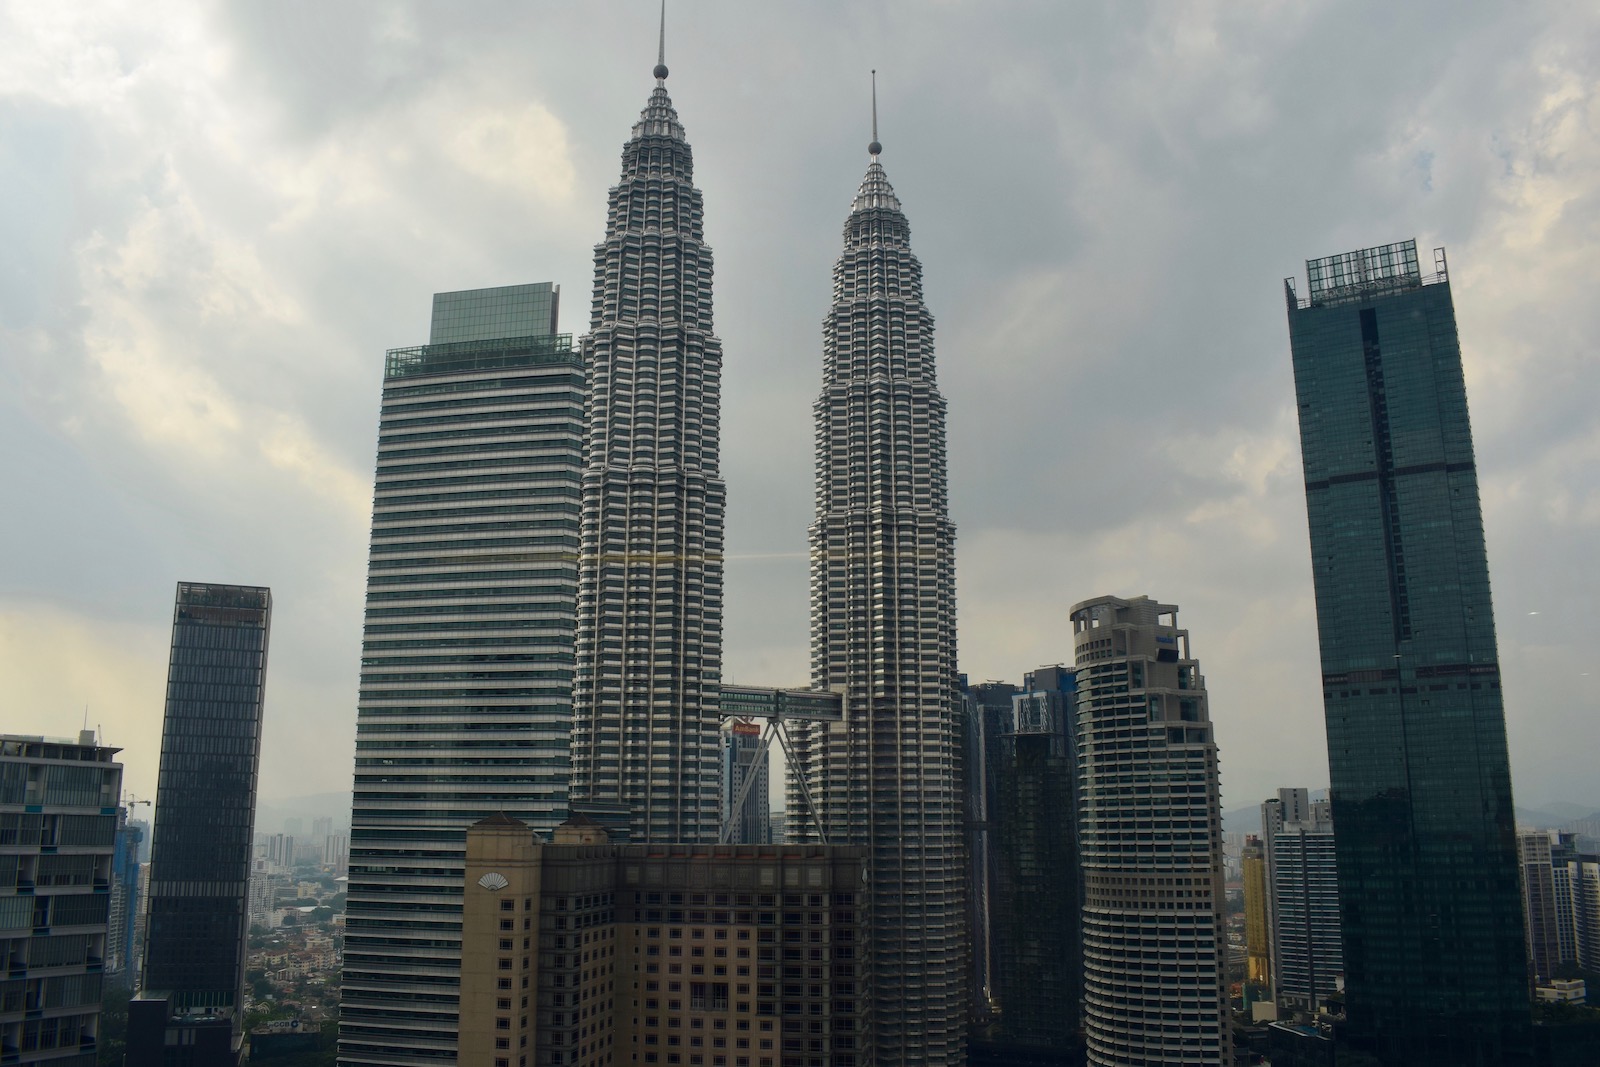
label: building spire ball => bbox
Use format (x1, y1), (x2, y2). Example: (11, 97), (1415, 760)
(654, 0), (668, 81)
(869, 69), (882, 157)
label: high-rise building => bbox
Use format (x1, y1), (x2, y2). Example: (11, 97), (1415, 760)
(1070, 595), (1229, 1067)
(1285, 239), (1531, 1064)
(1519, 831), (1562, 984)
(786, 128), (965, 1066)
(130, 582), (271, 1067)
(340, 281), (584, 1067)
(569, 52), (726, 846)
(1551, 832), (1580, 966)
(1, 731), (124, 1066)
(982, 666), (1081, 1060)
(1571, 858), (1600, 972)
(108, 808), (145, 986)
(719, 722), (770, 844)
(1270, 818), (1342, 1014)
(1242, 837), (1272, 1005)
(457, 814), (871, 1067)
(958, 679), (1018, 1022)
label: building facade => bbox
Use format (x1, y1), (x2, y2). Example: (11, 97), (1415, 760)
(1241, 838), (1271, 1006)
(1571, 859), (1600, 972)
(720, 724), (770, 845)
(984, 667), (1081, 1059)
(1071, 595), (1229, 1066)
(957, 679), (1017, 1022)
(1286, 240), (1531, 1064)
(458, 815), (871, 1067)
(786, 135), (965, 1067)
(131, 582), (271, 1067)
(1519, 831), (1561, 984)
(1, 732), (124, 1067)
(569, 59), (726, 844)
(1270, 820), (1342, 1014)
(340, 282), (584, 1067)
(107, 810), (144, 985)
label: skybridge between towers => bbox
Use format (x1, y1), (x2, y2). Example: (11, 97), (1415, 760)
(717, 684), (842, 845)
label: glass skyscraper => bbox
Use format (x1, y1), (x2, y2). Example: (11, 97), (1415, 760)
(1286, 240), (1530, 1065)
(131, 582), (271, 1067)
(340, 283), (583, 1067)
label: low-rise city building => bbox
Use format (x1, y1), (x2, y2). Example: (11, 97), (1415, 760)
(459, 813), (871, 1067)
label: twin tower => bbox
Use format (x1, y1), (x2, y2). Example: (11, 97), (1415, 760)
(342, 56), (963, 1067)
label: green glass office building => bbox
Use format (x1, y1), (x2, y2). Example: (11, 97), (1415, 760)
(1286, 240), (1530, 1065)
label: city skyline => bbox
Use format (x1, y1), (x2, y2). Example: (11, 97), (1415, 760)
(2, 3), (1598, 821)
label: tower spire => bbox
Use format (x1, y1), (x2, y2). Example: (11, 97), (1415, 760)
(869, 69), (881, 157)
(654, 0), (668, 82)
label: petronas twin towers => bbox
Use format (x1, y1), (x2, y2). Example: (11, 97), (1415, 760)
(344, 40), (962, 1067)
(568, 58), (964, 1067)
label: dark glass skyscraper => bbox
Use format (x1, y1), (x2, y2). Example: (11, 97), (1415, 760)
(131, 582), (270, 1067)
(1286, 240), (1530, 1065)
(986, 666), (1081, 1061)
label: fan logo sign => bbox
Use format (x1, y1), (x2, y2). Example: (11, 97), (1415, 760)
(477, 872), (510, 892)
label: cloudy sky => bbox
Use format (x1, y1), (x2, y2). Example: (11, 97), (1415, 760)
(2, 1), (1596, 819)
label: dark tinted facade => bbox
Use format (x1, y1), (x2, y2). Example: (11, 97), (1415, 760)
(134, 582), (270, 1066)
(986, 667), (1081, 1061)
(1286, 241), (1530, 1065)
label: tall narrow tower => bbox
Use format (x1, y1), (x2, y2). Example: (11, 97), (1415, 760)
(132, 582), (271, 1067)
(789, 106), (966, 1065)
(570, 40), (726, 843)
(1286, 240), (1530, 1065)
(1071, 595), (1229, 1067)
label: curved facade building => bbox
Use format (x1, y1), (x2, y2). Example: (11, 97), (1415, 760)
(788, 144), (965, 1066)
(570, 64), (725, 843)
(1071, 595), (1228, 1067)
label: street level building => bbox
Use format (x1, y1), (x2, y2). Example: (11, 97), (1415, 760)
(569, 54), (726, 844)
(339, 281), (584, 1067)
(786, 128), (965, 1067)
(130, 582), (271, 1067)
(458, 815), (870, 1067)
(1071, 595), (1229, 1066)
(1, 732), (124, 1067)
(1286, 240), (1530, 1064)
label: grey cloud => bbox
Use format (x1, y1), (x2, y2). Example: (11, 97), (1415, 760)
(0, 1), (1595, 813)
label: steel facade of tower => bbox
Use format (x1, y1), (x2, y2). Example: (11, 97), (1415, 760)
(134, 582), (270, 1067)
(340, 284), (583, 1067)
(787, 146), (965, 1066)
(1070, 595), (1229, 1067)
(570, 68), (726, 844)
(1285, 240), (1531, 1065)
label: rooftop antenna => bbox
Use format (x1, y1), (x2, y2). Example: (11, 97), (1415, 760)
(653, 0), (668, 83)
(869, 70), (881, 158)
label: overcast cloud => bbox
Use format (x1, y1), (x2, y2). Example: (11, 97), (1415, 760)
(1, 1), (1596, 819)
